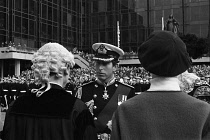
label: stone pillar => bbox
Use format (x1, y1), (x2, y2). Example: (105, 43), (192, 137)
(15, 59), (20, 76)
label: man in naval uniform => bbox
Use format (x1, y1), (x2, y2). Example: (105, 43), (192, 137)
(76, 43), (135, 139)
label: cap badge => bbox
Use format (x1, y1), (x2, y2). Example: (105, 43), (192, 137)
(98, 44), (107, 54)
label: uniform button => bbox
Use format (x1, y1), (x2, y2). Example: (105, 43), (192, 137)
(93, 94), (97, 98)
(115, 84), (118, 87)
(94, 117), (97, 120)
(95, 84), (98, 88)
(93, 106), (97, 109)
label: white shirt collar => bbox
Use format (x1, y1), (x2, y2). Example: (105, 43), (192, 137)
(148, 77), (181, 91)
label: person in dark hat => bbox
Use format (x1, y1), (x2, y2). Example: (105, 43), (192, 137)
(111, 31), (210, 140)
(76, 43), (135, 139)
(2, 43), (97, 140)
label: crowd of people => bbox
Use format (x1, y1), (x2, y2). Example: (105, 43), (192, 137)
(0, 31), (210, 140)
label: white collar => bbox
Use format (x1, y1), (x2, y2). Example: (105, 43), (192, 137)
(148, 77), (181, 91)
(96, 76), (116, 87)
(49, 82), (63, 88)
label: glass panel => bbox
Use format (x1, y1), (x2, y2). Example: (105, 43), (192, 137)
(136, 0), (147, 8)
(41, 23), (47, 38)
(191, 6), (199, 21)
(63, 29), (67, 42)
(29, 0), (35, 15)
(53, 8), (57, 22)
(99, 16), (105, 29)
(92, 32), (98, 43)
(200, 5), (209, 21)
(42, 4), (47, 19)
(48, 25), (52, 39)
(107, 31), (113, 44)
(67, 13), (72, 26)
(130, 30), (137, 42)
(22, 0), (28, 13)
(121, 30), (129, 43)
(63, 0), (67, 8)
(22, 18), (28, 34)
(121, 14), (128, 26)
(63, 12), (67, 25)
(130, 13), (137, 25)
(99, 31), (105, 42)
(29, 20), (34, 35)
(15, 0), (21, 11)
(121, 0), (128, 10)
(48, 6), (52, 20)
(93, 1), (98, 13)
(155, 10), (162, 24)
(172, 0), (181, 4)
(0, 13), (6, 30)
(107, 0), (113, 11)
(107, 15), (113, 27)
(53, 26), (58, 40)
(98, 0), (106, 12)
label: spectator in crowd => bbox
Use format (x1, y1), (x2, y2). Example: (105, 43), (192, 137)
(2, 43), (97, 140)
(76, 43), (135, 140)
(111, 31), (210, 140)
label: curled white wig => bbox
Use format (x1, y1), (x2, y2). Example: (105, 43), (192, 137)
(31, 43), (75, 84)
(177, 71), (200, 93)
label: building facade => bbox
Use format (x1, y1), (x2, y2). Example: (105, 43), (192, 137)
(0, 0), (209, 77)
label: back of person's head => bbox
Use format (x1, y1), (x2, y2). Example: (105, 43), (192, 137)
(31, 43), (75, 84)
(138, 31), (191, 77)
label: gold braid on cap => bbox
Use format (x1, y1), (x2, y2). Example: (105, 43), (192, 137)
(31, 43), (75, 84)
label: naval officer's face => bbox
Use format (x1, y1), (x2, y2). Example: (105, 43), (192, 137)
(95, 61), (115, 82)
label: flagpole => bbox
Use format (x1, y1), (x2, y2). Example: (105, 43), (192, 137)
(117, 21), (120, 47)
(162, 17), (164, 30)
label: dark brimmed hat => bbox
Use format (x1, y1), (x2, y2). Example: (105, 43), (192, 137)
(138, 31), (191, 77)
(92, 43), (124, 62)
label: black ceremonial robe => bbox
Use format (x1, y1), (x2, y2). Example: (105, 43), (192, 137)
(2, 84), (97, 140)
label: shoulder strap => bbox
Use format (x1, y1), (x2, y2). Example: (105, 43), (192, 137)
(95, 84), (131, 132)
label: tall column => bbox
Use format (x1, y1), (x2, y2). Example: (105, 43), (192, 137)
(15, 59), (20, 76)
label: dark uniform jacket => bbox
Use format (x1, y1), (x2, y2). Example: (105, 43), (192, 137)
(76, 78), (135, 134)
(2, 84), (97, 140)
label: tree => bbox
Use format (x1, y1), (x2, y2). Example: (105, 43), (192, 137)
(179, 33), (208, 59)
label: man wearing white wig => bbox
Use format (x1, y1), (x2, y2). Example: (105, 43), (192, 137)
(2, 43), (97, 140)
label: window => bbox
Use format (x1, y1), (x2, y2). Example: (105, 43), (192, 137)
(29, 20), (35, 35)
(92, 1), (98, 13)
(63, 12), (67, 25)
(41, 23), (47, 38)
(98, 0), (106, 12)
(53, 26), (58, 40)
(121, 14), (128, 26)
(22, 0), (28, 13)
(155, 10), (162, 24)
(22, 18), (28, 34)
(48, 6), (52, 21)
(15, 0), (21, 11)
(42, 4), (47, 19)
(130, 13), (137, 25)
(99, 16), (105, 29)
(67, 13), (72, 27)
(130, 30), (137, 42)
(48, 25), (52, 39)
(0, 13), (6, 29)
(53, 8), (57, 22)
(29, 0), (35, 15)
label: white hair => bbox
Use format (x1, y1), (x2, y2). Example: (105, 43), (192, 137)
(31, 43), (75, 84)
(177, 71), (200, 93)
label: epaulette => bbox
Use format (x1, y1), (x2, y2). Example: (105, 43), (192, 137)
(118, 82), (134, 89)
(80, 81), (94, 88)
